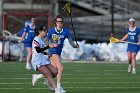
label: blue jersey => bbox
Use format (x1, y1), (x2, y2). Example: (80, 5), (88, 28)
(126, 27), (140, 53)
(47, 27), (71, 55)
(24, 25), (35, 43)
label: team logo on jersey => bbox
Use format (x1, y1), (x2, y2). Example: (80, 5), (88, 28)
(128, 32), (136, 35)
(29, 30), (34, 32)
(52, 34), (58, 43)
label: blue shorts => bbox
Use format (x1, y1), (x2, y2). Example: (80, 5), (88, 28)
(127, 44), (140, 53)
(24, 42), (32, 48)
(48, 48), (62, 57)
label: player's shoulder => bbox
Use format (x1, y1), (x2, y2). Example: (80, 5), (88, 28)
(49, 27), (55, 31)
(63, 28), (70, 32)
(125, 27), (129, 30)
(63, 28), (69, 31)
(34, 36), (40, 41)
(136, 27), (140, 30)
(48, 27), (55, 33)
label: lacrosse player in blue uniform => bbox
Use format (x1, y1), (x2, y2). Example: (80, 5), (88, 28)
(17, 20), (30, 62)
(119, 18), (140, 74)
(46, 15), (79, 92)
(32, 15), (79, 92)
(19, 18), (36, 70)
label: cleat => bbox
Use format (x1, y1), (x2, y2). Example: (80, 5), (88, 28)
(58, 86), (66, 93)
(55, 88), (62, 93)
(26, 63), (33, 70)
(32, 74), (38, 87)
(132, 69), (136, 75)
(44, 78), (54, 91)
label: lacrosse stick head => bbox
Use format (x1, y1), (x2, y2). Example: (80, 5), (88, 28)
(110, 37), (119, 43)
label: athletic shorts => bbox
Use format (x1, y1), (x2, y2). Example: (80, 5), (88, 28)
(24, 42), (32, 48)
(127, 44), (140, 53)
(31, 54), (50, 71)
(48, 48), (62, 57)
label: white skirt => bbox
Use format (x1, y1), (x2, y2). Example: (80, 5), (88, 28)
(31, 54), (50, 71)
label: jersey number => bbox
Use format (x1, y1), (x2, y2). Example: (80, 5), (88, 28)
(130, 36), (134, 40)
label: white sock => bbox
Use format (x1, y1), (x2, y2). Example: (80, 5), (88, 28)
(129, 64), (131, 67)
(133, 68), (136, 71)
(57, 83), (61, 89)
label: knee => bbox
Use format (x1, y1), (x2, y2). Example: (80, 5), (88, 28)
(52, 70), (58, 78)
(58, 65), (64, 73)
(28, 52), (32, 57)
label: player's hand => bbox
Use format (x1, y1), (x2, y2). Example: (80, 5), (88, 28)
(18, 39), (23, 43)
(137, 42), (140, 45)
(74, 43), (79, 48)
(118, 39), (123, 43)
(49, 43), (58, 48)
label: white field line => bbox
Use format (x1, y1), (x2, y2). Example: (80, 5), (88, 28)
(0, 69), (128, 72)
(0, 87), (140, 90)
(22, 73), (132, 76)
(0, 76), (139, 80)
(0, 81), (140, 85)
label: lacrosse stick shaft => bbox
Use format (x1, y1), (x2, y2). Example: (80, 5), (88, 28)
(122, 41), (138, 45)
(69, 13), (78, 44)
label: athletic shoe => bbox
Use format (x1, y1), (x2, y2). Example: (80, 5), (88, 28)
(44, 78), (54, 90)
(55, 88), (62, 93)
(32, 74), (38, 87)
(58, 86), (66, 93)
(128, 66), (132, 73)
(26, 63), (32, 70)
(132, 69), (136, 75)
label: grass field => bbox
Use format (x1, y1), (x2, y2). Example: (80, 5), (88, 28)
(0, 61), (140, 93)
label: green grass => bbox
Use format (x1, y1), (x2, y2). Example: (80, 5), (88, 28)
(0, 62), (140, 93)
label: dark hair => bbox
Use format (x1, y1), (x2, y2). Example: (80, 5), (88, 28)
(54, 14), (64, 22)
(35, 26), (47, 36)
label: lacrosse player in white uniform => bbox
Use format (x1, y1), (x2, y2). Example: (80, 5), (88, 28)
(31, 26), (61, 93)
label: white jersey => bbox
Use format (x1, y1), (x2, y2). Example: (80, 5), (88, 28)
(31, 36), (50, 70)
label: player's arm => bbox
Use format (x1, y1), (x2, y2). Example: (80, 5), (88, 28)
(19, 32), (26, 42)
(44, 38), (50, 45)
(34, 40), (58, 53)
(119, 34), (128, 42)
(68, 38), (79, 48)
(138, 31), (140, 45)
(35, 46), (50, 53)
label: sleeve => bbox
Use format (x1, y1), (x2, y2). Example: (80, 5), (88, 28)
(66, 28), (72, 38)
(35, 46), (50, 53)
(33, 40), (50, 53)
(138, 28), (140, 35)
(24, 26), (28, 33)
(125, 28), (128, 34)
(33, 40), (40, 47)
(46, 29), (52, 39)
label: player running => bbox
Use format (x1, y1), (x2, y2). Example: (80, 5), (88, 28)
(31, 26), (61, 93)
(19, 18), (36, 70)
(119, 18), (140, 74)
(17, 20), (30, 62)
(32, 15), (79, 92)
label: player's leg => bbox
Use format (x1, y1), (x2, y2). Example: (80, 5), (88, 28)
(47, 64), (58, 77)
(44, 64), (58, 90)
(37, 65), (61, 93)
(19, 43), (24, 62)
(127, 51), (132, 72)
(25, 47), (32, 70)
(32, 64), (58, 89)
(49, 54), (66, 92)
(131, 52), (137, 74)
